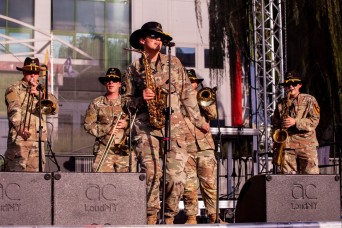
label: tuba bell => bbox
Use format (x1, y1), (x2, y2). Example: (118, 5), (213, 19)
(197, 87), (217, 107)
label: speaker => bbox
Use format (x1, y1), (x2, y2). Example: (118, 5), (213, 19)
(53, 172), (147, 225)
(235, 174), (341, 223)
(0, 172), (52, 225)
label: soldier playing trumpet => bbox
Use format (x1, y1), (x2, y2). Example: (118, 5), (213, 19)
(84, 67), (135, 172)
(4, 57), (58, 172)
(181, 69), (225, 224)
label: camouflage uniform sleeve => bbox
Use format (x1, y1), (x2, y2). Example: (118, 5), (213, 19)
(177, 64), (206, 129)
(295, 95), (320, 131)
(5, 85), (22, 132)
(121, 66), (145, 112)
(83, 99), (111, 138)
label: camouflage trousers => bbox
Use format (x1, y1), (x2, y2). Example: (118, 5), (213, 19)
(183, 148), (217, 216)
(93, 144), (136, 172)
(4, 141), (45, 172)
(135, 134), (188, 218)
(281, 146), (319, 174)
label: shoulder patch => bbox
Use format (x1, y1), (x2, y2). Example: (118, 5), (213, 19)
(313, 103), (320, 115)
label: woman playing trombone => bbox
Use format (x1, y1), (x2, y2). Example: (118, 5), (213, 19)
(84, 67), (135, 173)
(4, 57), (58, 172)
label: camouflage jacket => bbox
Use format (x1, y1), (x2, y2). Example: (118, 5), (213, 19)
(5, 79), (58, 143)
(272, 93), (320, 149)
(84, 95), (126, 145)
(182, 89), (217, 150)
(122, 53), (205, 138)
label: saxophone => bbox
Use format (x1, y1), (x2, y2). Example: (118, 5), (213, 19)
(273, 91), (291, 166)
(124, 48), (168, 129)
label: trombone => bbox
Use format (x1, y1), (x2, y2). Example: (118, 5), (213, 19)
(37, 65), (57, 115)
(95, 111), (124, 172)
(20, 66), (57, 140)
(20, 80), (35, 138)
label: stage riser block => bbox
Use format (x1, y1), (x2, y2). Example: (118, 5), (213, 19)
(0, 172), (52, 225)
(53, 172), (146, 225)
(0, 172), (146, 225)
(235, 174), (341, 223)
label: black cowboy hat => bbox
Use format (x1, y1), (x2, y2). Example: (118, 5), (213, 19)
(186, 69), (204, 83)
(129, 21), (173, 49)
(279, 70), (303, 86)
(16, 57), (42, 72)
(98, 67), (122, 85)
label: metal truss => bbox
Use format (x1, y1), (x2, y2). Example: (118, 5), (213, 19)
(250, 0), (285, 174)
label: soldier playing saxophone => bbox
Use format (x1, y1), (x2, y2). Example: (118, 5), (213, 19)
(121, 21), (209, 224)
(271, 71), (320, 174)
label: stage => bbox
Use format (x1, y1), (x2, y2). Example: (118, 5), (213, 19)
(0, 222), (341, 227)
(0, 172), (341, 227)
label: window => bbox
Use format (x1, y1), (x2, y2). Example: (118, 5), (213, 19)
(8, 32), (31, 54)
(8, 0), (34, 28)
(53, 35), (74, 59)
(0, 0), (5, 27)
(107, 37), (129, 70)
(52, 0), (75, 31)
(176, 47), (195, 67)
(76, 0), (104, 33)
(105, 2), (129, 34)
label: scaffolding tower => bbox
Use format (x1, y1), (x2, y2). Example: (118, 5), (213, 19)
(251, 0), (286, 174)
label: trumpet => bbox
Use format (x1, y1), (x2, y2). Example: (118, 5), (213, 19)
(95, 111), (125, 172)
(197, 86), (217, 107)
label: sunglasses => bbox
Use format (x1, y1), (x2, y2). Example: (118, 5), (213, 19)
(285, 82), (299, 87)
(105, 79), (120, 83)
(147, 33), (161, 40)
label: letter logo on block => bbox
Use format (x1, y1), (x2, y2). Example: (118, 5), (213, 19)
(292, 184), (318, 200)
(85, 184), (117, 201)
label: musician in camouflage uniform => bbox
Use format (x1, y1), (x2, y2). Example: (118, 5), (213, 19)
(122, 22), (209, 224)
(4, 57), (58, 172)
(84, 67), (135, 172)
(182, 69), (224, 224)
(272, 71), (320, 174)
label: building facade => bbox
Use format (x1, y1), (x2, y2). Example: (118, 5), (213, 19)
(0, 0), (232, 156)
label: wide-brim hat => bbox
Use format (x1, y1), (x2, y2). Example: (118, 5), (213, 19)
(16, 57), (42, 72)
(129, 21), (173, 49)
(186, 69), (204, 83)
(98, 67), (122, 85)
(279, 71), (303, 86)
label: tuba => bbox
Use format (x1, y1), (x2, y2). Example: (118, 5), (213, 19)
(197, 87), (217, 107)
(36, 65), (57, 115)
(273, 91), (291, 166)
(124, 48), (168, 129)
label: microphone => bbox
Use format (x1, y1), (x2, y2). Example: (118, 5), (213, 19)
(163, 40), (175, 47)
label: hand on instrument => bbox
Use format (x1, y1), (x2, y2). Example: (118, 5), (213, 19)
(282, 116), (296, 129)
(29, 79), (40, 97)
(143, 88), (155, 101)
(109, 125), (119, 135)
(199, 123), (210, 134)
(19, 128), (31, 140)
(116, 119), (127, 129)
